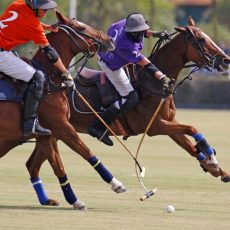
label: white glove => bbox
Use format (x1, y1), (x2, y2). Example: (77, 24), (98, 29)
(62, 72), (75, 88)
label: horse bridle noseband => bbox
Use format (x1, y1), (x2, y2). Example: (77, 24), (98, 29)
(58, 23), (103, 56)
(184, 26), (223, 70)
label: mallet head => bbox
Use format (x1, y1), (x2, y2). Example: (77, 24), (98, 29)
(140, 188), (157, 201)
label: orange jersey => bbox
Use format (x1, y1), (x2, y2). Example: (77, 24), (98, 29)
(0, 0), (49, 50)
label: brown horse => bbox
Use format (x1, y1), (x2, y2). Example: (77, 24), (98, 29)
(24, 16), (230, 205)
(0, 11), (128, 210)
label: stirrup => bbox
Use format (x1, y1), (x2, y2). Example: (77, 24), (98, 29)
(98, 130), (113, 146)
(88, 127), (113, 146)
(23, 119), (51, 137)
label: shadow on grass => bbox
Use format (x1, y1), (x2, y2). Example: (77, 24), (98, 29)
(0, 205), (112, 212)
(0, 204), (74, 211)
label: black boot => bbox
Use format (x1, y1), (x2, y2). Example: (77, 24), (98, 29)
(88, 105), (120, 146)
(23, 71), (51, 137)
(23, 118), (51, 137)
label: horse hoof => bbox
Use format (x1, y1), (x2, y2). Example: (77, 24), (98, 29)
(221, 176), (230, 183)
(110, 178), (127, 193)
(221, 171), (230, 183)
(199, 159), (220, 177)
(45, 199), (60, 206)
(73, 200), (87, 211)
(112, 184), (127, 193)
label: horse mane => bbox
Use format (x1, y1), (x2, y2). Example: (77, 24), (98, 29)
(62, 18), (86, 32)
(150, 32), (188, 79)
(130, 30), (191, 98)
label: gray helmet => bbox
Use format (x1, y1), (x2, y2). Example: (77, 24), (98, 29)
(25, 0), (57, 10)
(124, 13), (150, 32)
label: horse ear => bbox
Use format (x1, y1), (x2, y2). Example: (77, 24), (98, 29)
(55, 10), (69, 24)
(188, 15), (196, 26)
(175, 26), (187, 33)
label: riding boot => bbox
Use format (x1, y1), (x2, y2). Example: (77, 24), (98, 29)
(88, 105), (120, 146)
(23, 71), (51, 137)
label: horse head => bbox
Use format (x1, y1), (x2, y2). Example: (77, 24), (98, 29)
(175, 16), (230, 72)
(136, 16), (230, 98)
(55, 11), (115, 54)
(33, 11), (115, 74)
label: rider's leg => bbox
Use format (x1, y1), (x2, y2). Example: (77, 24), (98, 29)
(23, 70), (51, 136)
(0, 51), (50, 136)
(88, 61), (137, 146)
(88, 90), (139, 146)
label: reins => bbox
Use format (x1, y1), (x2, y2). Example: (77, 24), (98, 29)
(46, 24), (102, 90)
(134, 27), (223, 192)
(58, 24), (100, 57)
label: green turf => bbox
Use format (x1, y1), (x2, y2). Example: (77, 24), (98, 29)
(0, 109), (230, 230)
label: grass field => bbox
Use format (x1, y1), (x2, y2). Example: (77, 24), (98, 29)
(0, 109), (230, 230)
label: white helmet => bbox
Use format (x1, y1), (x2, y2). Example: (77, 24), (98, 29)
(25, 0), (57, 10)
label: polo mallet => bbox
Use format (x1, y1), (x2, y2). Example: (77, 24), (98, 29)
(136, 95), (167, 201)
(74, 89), (145, 175)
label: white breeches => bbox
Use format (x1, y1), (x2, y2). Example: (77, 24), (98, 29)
(98, 59), (134, 97)
(0, 50), (35, 82)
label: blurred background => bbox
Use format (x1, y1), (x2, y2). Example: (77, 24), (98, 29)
(1, 0), (230, 108)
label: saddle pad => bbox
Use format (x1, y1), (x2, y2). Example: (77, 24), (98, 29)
(0, 79), (23, 102)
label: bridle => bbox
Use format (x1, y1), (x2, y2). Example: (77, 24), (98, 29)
(57, 22), (110, 72)
(184, 26), (225, 70)
(58, 23), (104, 56)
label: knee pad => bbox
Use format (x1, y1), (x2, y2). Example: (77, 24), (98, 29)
(30, 70), (46, 92)
(120, 90), (139, 114)
(27, 70), (46, 99)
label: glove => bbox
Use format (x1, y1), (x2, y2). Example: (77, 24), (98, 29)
(62, 71), (75, 88)
(153, 30), (170, 39)
(159, 75), (174, 95)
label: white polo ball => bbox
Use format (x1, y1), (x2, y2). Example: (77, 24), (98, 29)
(165, 205), (175, 213)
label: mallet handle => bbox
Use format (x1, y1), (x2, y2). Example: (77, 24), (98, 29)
(140, 188), (157, 201)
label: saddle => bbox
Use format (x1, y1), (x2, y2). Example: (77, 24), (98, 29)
(0, 73), (26, 102)
(73, 67), (131, 137)
(0, 57), (63, 103)
(74, 67), (120, 112)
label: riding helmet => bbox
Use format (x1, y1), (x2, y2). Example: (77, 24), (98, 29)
(25, 0), (57, 10)
(124, 13), (150, 32)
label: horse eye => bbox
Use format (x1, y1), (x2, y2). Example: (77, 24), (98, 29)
(198, 38), (205, 45)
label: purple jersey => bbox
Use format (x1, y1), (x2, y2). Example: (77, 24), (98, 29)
(98, 19), (145, 71)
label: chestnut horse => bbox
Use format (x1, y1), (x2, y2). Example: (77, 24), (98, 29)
(0, 11), (128, 210)
(24, 16), (230, 205)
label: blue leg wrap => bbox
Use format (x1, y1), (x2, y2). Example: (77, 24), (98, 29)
(88, 156), (113, 183)
(193, 133), (204, 142)
(193, 133), (214, 156)
(58, 175), (77, 205)
(206, 146), (214, 155)
(197, 152), (206, 161)
(30, 177), (49, 205)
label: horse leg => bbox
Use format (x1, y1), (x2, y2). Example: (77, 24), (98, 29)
(50, 122), (126, 193)
(47, 137), (87, 210)
(157, 118), (230, 182)
(38, 93), (125, 193)
(27, 136), (86, 210)
(26, 138), (60, 206)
